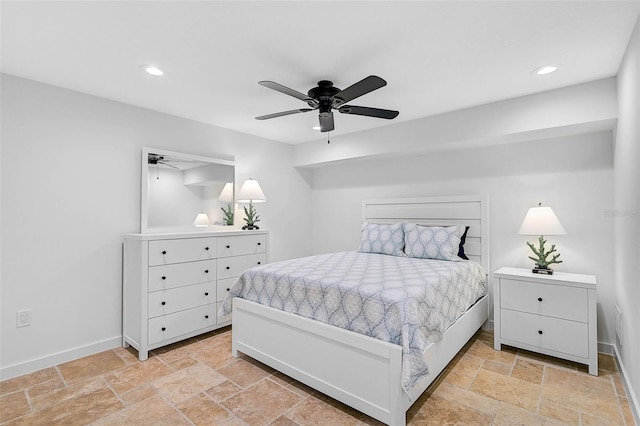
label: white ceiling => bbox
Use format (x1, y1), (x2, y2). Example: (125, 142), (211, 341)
(2, 1), (638, 145)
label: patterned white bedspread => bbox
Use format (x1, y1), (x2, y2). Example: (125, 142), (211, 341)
(221, 251), (486, 392)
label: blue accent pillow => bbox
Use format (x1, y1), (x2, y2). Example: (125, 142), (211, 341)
(403, 224), (466, 261)
(359, 222), (406, 257)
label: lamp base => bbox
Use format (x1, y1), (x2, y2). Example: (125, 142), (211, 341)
(532, 266), (554, 275)
(242, 225), (260, 230)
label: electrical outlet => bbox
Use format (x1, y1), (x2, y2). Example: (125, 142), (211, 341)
(17, 309), (31, 328)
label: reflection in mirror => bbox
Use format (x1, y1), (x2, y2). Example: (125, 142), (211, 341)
(141, 147), (235, 233)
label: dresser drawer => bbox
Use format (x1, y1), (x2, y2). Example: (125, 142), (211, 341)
(148, 304), (217, 345)
(217, 234), (266, 258)
(217, 253), (266, 280)
(217, 277), (236, 302)
(501, 279), (588, 322)
(149, 237), (217, 266)
(149, 260), (216, 292)
(216, 302), (231, 324)
(501, 309), (589, 358)
(148, 282), (217, 318)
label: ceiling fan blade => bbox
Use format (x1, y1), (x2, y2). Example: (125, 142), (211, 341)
(255, 109), (313, 120)
(319, 112), (334, 132)
(331, 76), (387, 107)
(338, 105), (399, 119)
(258, 81), (319, 107)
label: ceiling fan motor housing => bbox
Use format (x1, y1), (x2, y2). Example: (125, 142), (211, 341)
(309, 81), (341, 114)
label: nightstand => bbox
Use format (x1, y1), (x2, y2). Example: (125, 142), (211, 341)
(493, 267), (598, 375)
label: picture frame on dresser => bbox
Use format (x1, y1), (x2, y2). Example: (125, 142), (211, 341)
(493, 267), (598, 375)
(122, 230), (268, 361)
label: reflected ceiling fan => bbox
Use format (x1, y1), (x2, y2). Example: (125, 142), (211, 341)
(147, 153), (202, 170)
(255, 75), (399, 132)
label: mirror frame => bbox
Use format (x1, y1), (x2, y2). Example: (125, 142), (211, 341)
(141, 147), (235, 233)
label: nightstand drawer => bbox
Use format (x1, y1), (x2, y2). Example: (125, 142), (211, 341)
(501, 309), (589, 358)
(148, 282), (217, 318)
(501, 279), (588, 322)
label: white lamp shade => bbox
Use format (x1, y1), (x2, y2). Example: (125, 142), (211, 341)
(218, 182), (234, 203)
(237, 179), (266, 203)
(193, 212), (211, 227)
(518, 205), (566, 236)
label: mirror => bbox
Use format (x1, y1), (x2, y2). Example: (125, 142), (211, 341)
(141, 147), (235, 233)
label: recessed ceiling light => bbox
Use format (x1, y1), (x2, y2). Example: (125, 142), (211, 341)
(533, 65), (557, 75)
(142, 64), (164, 76)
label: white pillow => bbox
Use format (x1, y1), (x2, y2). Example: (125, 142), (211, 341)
(359, 222), (405, 257)
(403, 224), (466, 261)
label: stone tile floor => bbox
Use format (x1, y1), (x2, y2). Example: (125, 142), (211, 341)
(0, 328), (635, 425)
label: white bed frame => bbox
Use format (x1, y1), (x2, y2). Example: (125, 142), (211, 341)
(232, 195), (489, 426)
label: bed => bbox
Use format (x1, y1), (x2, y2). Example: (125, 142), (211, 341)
(224, 195), (489, 426)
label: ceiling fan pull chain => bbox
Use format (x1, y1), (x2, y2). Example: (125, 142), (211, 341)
(327, 132), (330, 144)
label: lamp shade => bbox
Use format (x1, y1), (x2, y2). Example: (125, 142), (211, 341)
(237, 179), (266, 203)
(218, 182), (234, 203)
(518, 205), (566, 236)
(193, 212), (211, 227)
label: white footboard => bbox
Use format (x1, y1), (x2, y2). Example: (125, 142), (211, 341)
(232, 298), (407, 426)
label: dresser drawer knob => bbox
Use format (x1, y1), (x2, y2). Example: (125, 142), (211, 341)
(226, 266), (230, 270)
(226, 245), (230, 249)
(257, 242), (261, 246)
(538, 330), (543, 335)
(161, 301), (166, 306)
(205, 270), (209, 274)
(257, 261), (261, 265)
(161, 327), (166, 331)
(161, 276), (166, 280)
(537, 297), (543, 302)
(205, 315), (209, 319)
(205, 247), (210, 251)
(226, 288), (230, 292)
(204, 292), (209, 296)
(162, 250), (167, 255)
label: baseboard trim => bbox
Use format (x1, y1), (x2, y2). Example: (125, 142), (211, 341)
(0, 336), (121, 381)
(612, 344), (640, 426)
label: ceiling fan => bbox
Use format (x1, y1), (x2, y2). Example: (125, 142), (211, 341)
(255, 75), (399, 132)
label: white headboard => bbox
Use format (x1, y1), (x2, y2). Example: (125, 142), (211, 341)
(362, 195), (489, 272)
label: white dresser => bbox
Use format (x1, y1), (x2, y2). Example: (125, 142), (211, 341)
(123, 230), (268, 360)
(493, 267), (598, 375)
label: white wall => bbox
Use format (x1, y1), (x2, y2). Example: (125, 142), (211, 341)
(0, 74), (313, 379)
(310, 131), (616, 345)
(614, 15), (640, 417)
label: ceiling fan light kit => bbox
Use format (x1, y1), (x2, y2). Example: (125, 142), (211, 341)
(256, 75), (399, 133)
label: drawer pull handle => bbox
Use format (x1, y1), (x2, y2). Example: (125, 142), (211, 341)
(226, 245), (231, 249)
(537, 297), (543, 302)
(161, 327), (166, 331)
(205, 270), (209, 274)
(205, 247), (210, 251)
(204, 292), (209, 296)
(162, 250), (167, 255)
(161, 276), (166, 280)
(205, 315), (209, 319)
(226, 266), (230, 270)
(161, 301), (166, 306)
(226, 288), (230, 292)
(257, 261), (261, 265)
(257, 242), (261, 246)
(538, 330), (543, 335)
